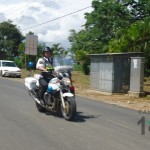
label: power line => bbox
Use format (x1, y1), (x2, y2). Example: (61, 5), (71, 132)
(0, 0), (90, 23)
(0, 0), (38, 16)
(9, 0), (80, 23)
(22, 6), (91, 31)
(6, 0), (61, 21)
(0, 0), (61, 21)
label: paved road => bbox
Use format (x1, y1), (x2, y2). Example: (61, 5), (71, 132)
(0, 77), (150, 150)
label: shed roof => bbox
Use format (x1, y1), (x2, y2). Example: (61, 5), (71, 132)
(88, 52), (143, 57)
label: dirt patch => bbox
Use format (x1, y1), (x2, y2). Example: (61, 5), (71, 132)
(72, 72), (150, 111)
(76, 89), (150, 111)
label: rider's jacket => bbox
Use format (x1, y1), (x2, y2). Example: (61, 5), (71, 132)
(36, 57), (53, 70)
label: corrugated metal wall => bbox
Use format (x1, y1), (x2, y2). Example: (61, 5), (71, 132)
(90, 56), (113, 92)
(89, 53), (142, 93)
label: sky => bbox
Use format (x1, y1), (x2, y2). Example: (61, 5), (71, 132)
(0, 0), (93, 49)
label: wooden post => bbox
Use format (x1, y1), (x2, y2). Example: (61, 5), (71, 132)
(25, 54), (26, 69)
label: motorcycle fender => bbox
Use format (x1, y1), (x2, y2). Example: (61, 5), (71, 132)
(63, 93), (74, 97)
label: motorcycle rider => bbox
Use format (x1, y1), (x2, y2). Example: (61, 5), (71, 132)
(36, 46), (54, 104)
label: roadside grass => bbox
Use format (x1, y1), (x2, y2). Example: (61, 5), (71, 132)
(144, 77), (150, 94)
(21, 69), (90, 87)
(21, 69), (90, 91)
(71, 71), (90, 90)
(21, 69), (40, 78)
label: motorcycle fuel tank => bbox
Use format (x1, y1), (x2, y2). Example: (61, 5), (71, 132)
(47, 83), (59, 92)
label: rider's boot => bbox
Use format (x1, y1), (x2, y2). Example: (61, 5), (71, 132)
(37, 88), (45, 105)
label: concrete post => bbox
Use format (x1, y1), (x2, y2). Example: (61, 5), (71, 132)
(128, 57), (145, 98)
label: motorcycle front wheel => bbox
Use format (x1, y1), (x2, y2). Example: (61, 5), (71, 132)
(61, 97), (76, 121)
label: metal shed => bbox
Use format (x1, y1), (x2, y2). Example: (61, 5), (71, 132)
(89, 52), (142, 93)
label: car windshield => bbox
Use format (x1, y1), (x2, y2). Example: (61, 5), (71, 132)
(2, 62), (17, 67)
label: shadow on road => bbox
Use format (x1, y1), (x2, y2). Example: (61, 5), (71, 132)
(43, 111), (101, 123)
(73, 112), (102, 123)
(44, 111), (63, 118)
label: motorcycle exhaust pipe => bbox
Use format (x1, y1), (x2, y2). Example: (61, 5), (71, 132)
(35, 98), (41, 105)
(28, 89), (41, 105)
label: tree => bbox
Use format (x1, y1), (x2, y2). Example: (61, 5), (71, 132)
(51, 43), (66, 65)
(68, 0), (132, 67)
(68, 0), (150, 75)
(51, 43), (65, 56)
(84, 0), (132, 52)
(108, 17), (150, 75)
(0, 20), (23, 59)
(68, 0), (132, 74)
(68, 29), (77, 44)
(123, 0), (150, 21)
(68, 29), (91, 74)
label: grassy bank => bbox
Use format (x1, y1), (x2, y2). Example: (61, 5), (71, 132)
(71, 71), (90, 91)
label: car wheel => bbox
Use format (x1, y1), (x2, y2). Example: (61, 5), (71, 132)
(17, 75), (21, 78)
(0, 70), (4, 77)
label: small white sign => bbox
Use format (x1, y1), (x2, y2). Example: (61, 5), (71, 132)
(133, 59), (138, 68)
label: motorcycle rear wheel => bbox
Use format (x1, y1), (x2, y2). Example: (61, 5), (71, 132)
(61, 97), (76, 121)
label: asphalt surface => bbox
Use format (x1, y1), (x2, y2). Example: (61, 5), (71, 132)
(0, 77), (150, 150)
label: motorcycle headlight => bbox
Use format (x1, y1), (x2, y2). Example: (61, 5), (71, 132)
(63, 78), (71, 86)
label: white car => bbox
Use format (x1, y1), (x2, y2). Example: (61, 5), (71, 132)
(0, 60), (21, 78)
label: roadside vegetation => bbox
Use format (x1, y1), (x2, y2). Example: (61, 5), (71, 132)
(21, 69), (90, 90)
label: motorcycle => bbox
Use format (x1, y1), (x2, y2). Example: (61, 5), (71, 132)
(25, 69), (76, 121)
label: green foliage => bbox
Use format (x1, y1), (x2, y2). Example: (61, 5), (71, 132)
(108, 17), (150, 76)
(73, 63), (82, 71)
(124, 0), (150, 21)
(18, 42), (25, 52)
(25, 55), (37, 70)
(37, 43), (45, 57)
(0, 20), (23, 59)
(84, 0), (131, 52)
(51, 43), (65, 56)
(68, 0), (150, 75)
(14, 57), (23, 68)
(73, 62), (90, 75)
(75, 50), (90, 75)
(82, 62), (90, 75)
(76, 50), (88, 62)
(51, 43), (69, 66)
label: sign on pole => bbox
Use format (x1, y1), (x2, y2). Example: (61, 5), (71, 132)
(25, 34), (38, 55)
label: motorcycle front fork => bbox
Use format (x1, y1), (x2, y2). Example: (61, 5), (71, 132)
(60, 90), (66, 109)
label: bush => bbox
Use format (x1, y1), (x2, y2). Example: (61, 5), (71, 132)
(14, 58), (23, 68)
(82, 63), (90, 75)
(73, 63), (90, 75)
(73, 63), (82, 71)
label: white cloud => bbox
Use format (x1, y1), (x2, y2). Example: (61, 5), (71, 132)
(17, 16), (38, 26)
(41, 0), (60, 9)
(0, 13), (6, 22)
(0, 0), (93, 49)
